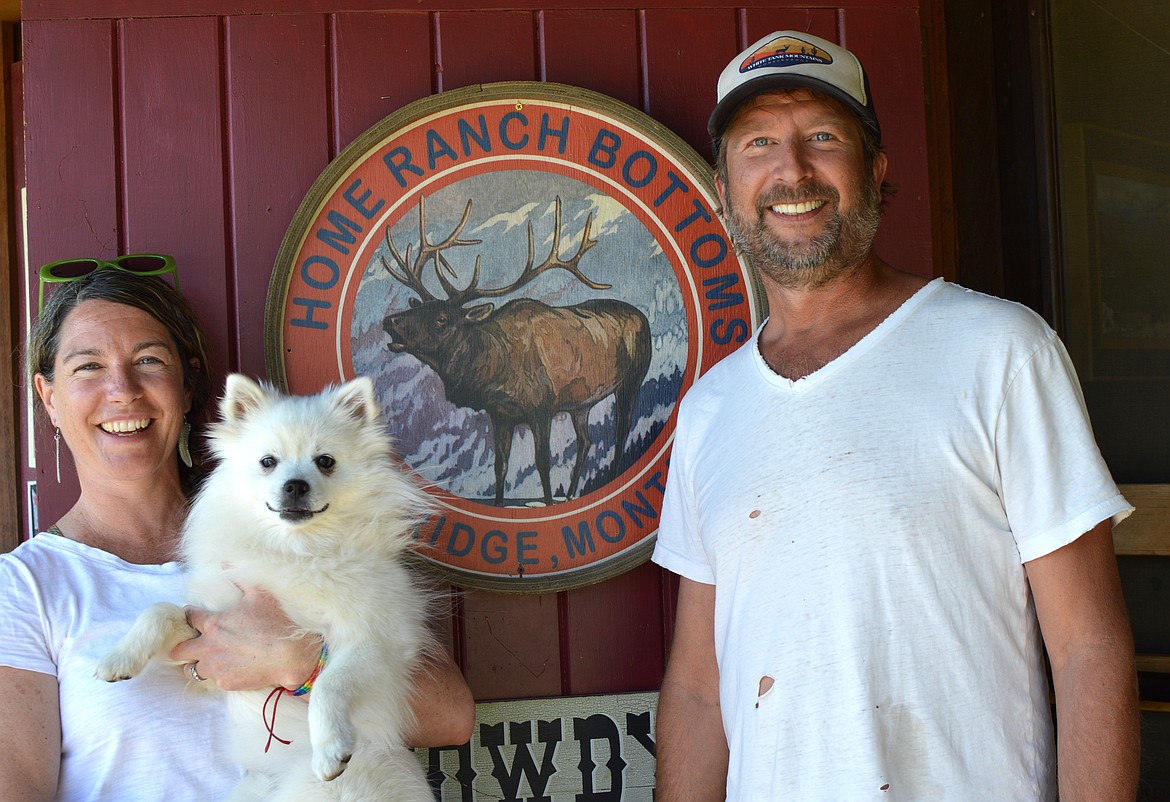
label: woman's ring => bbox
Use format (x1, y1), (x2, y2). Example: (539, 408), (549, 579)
(187, 662), (207, 682)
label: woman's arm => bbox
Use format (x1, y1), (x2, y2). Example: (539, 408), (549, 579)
(0, 667), (61, 802)
(407, 647), (476, 747)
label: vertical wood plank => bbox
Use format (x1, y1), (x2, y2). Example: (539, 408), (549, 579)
(224, 13), (331, 380)
(433, 10), (536, 92)
(741, 9), (836, 47)
(332, 10), (433, 152)
(21, 19), (119, 526)
(562, 562), (666, 694)
(460, 589), (562, 700)
(22, 20), (119, 263)
(542, 10), (640, 110)
(843, 7), (934, 279)
(118, 17), (231, 389)
(11, 58), (29, 547)
(0, 23), (19, 551)
(642, 8), (737, 163)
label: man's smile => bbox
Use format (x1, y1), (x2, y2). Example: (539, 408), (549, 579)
(769, 200), (826, 216)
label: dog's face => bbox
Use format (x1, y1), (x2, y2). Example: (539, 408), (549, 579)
(208, 375), (391, 542)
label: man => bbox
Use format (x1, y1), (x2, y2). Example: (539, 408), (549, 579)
(653, 31), (1139, 801)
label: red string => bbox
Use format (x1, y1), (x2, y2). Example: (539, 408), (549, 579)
(262, 686), (294, 753)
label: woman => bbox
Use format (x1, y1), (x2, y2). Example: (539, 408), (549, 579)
(0, 265), (473, 800)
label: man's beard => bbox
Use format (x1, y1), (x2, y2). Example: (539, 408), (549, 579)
(723, 172), (883, 290)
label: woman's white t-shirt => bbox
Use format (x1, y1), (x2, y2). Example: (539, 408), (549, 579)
(0, 532), (239, 801)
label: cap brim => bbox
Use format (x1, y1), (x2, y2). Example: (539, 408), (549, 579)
(708, 74), (881, 145)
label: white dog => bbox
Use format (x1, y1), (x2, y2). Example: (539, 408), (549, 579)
(96, 374), (436, 801)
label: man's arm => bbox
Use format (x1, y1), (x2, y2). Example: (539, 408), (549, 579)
(656, 577), (728, 801)
(1025, 518), (1140, 801)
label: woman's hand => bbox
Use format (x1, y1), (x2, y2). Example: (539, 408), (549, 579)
(168, 585), (320, 691)
(168, 584), (475, 747)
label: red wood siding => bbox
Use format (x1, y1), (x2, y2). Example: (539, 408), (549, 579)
(22, 2), (930, 702)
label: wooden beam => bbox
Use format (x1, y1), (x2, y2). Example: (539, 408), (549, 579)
(1113, 485), (1170, 557)
(0, 23), (19, 554)
(1137, 654), (1170, 675)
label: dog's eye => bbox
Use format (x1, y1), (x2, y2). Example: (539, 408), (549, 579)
(259, 456), (277, 470)
(315, 455), (336, 471)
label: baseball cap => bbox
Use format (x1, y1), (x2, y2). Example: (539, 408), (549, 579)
(708, 31), (881, 145)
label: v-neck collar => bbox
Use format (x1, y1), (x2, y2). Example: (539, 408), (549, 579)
(751, 277), (945, 391)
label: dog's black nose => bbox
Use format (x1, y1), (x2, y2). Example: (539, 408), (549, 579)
(282, 479), (310, 502)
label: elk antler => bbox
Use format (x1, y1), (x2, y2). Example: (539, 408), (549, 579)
(454, 196), (609, 304)
(380, 195), (482, 301)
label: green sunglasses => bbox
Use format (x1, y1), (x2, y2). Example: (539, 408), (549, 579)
(38, 253), (181, 314)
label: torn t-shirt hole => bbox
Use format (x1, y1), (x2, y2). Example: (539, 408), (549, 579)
(755, 675), (775, 707)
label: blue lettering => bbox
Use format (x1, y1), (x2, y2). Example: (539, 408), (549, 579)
(300, 255), (339, 290)
(643, 471), (666, 495)
(315, 211), (363, 256)
(538, 113), (569, 155)
(458, 115), (492, 156)
(290, 297), (331, 330)
(563, 521), (596, 558)
(426, 129), (459, 171)
(691, 233), (728, 268)
(423, 515), (446, 547)
(517, 530), (538, 565)
(596, 510), (625, 544)
(481, 529), (507, 564)
(702, 274), (743, 310)
(342, 178), (384, 220)
(588, 128), (621, 169)
(447, 522), (474, 557)
(653, 171), (689, 207)
(710, 318), (750, 345)
(500, 111), (529, 150)
(383, 146), (424, 188)
(622, 150), (657, 188)
(620, 491), (658, 529)
(675, 199), (712, 232)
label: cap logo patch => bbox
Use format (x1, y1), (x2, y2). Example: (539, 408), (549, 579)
(740, 35), (832, 74)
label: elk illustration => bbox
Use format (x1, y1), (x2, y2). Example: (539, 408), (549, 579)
(381, 195), (652, 506)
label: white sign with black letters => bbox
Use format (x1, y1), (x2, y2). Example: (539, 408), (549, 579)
(419, 691), (658, 801)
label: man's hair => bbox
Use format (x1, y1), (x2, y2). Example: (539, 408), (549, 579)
(712, 89), (896, 208)
(27, 268), (213, 426)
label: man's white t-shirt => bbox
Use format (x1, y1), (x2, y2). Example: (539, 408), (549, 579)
(0, 532), (240, 801)
(653, 279), (1131, 800)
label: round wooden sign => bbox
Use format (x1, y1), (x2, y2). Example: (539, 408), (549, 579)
(265, 82), (764, 592)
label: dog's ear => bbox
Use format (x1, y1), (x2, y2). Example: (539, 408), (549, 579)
(220, 373), (270, 423)
(333, 376), (379, 426)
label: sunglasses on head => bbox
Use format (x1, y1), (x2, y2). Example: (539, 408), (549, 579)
(38, 253), (181, 314)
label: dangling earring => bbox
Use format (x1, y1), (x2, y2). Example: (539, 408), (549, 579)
(54, 427), (61, 484)
(178, 418), (193, 468)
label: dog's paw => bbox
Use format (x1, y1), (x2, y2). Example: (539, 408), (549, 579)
(312, 737), (354, 782)
(94, 650), (147, 682)
(309, 698), (356, 782)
